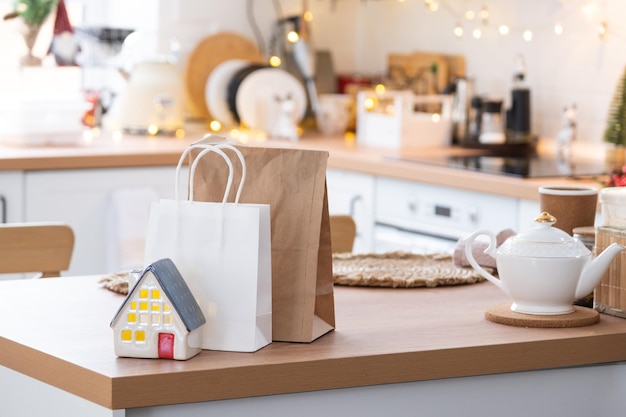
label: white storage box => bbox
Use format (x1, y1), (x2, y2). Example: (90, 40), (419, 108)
(0, 92), (90, 146)
(356, 90), (452, 149)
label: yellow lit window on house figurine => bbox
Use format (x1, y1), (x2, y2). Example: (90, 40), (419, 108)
(121, 329), (132, 341)
(130, 301), (137, 310)
(127, 313), (137, 323)
(135, 330), (146, 342)
(151, 289), (161, 299)
(139, 288), (149, 299)
(139, 301), (149, 311)
(164, 305), (170, 312)
(151, 303), (161, 311)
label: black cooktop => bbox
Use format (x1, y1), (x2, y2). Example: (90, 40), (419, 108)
(391, 153), (607, 178)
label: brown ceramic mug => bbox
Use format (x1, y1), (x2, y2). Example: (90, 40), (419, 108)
(539, 186), (598, 235)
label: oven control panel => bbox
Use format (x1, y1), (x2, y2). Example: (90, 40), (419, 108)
(374, 177), (518, 240)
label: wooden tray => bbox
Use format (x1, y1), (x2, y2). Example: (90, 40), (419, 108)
(387, 51), (466, 94)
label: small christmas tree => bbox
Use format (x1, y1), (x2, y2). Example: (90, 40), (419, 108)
(3, 0), (59, 66)
(604, 67), (626, 146)
(3, 0), (58, 27)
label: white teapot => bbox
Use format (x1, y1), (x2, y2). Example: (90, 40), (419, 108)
(464, 212), (624, 315)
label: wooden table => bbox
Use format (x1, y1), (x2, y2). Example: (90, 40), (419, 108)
(1, 276), (626, 416)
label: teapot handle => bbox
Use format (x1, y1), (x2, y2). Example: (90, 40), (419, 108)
(463, 230), (505, 291)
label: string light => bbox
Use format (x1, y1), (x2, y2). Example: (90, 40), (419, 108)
(286, 30), (299, 43)
(269, 55), (282, 67)
(523, 30), (533, 42)
(209, 120), (222, 132)
(554, 23), (564, 35)
(363, 97), (376, 111)
(479, 6), (489, 25)
(427, 1), (439, 12)
(581, 2), (599, 18)
(454, 22), (463, 37)
(147, 124), (159, 136)
(423, 0), (612, 42)
(598, 21), (608, 40)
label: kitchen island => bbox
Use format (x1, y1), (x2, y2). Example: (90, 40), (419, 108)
(1, 275), (626, 416)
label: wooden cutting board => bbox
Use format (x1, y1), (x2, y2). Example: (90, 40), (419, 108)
(184, 32), (265, 120)
(388, 51), (466, 94)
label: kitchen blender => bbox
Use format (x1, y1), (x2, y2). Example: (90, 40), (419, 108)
(479, 98), (505, 144)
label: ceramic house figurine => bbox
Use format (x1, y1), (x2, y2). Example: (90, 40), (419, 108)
(110, 258), (206, 360)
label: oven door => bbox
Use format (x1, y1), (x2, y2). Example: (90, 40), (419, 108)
(373, 223), (458, 254)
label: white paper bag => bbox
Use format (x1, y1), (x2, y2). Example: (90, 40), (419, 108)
(144, 144), (272, 352)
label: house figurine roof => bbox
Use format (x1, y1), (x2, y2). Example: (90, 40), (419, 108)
(111, 258), (205, 332)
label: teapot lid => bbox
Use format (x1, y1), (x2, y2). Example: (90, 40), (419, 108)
(498, 212), (590, 258)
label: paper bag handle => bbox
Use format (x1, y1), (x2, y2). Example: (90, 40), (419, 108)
(175, 144), (234, 203)
(189, 144), (247, 203)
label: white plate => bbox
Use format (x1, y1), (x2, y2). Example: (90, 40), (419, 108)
(235, 68), (307, 132)
(205, 59), (250, 127)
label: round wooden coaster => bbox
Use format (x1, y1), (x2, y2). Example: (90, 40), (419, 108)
(485, 304), (599, 328)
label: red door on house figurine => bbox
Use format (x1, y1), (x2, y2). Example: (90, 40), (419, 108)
(158, 333), (175, 359)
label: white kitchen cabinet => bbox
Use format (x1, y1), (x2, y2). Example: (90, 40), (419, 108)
(0, 172), (25, 280)
(326, 168), (375, 253)
(518, 198), (541, 232)
(24, 166), (187, 276)
(0, 171), (24, 224)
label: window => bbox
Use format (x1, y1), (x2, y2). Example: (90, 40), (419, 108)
(121, 329), (132, 341)
(135, 330), (146, 342)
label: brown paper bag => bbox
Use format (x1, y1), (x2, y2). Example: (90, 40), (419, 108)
(190, 138), (335, 343)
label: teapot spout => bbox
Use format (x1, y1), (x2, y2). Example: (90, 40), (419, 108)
(576, 242), (625, 299)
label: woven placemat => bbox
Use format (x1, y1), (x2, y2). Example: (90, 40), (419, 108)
(332, 252), (488, 288)
(485, 304), (600, 328)
(101, 252), (487, 294)
(99, 271), (130, 295)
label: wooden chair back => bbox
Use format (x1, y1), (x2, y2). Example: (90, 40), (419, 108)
(0, 223), (75, 278)
(330, 215), (357, 253)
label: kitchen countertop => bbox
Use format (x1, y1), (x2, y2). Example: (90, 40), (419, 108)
(2, 275), (626, 411)
(0, 131), (605, 201)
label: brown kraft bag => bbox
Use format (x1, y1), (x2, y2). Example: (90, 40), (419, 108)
(190, 137), (335, 343)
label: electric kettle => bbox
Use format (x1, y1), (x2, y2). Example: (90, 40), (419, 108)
(117, 60), (184, 135)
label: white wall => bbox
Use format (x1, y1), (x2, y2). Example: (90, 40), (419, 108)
(1, 0), (624, 156)
(151, 0), (625, 156)
(305, 0), (626, 156)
